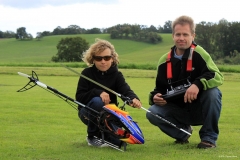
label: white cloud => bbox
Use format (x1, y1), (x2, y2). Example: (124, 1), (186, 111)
(0, 0), (239, 37)
(0, 0), (117, 8)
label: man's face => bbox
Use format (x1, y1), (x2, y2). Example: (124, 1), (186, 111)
(172, 24), (195, 54)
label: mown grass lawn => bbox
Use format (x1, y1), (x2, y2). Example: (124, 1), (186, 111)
(0, 67), (240, 160)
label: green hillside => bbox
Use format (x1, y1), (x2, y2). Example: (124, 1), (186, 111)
(0, 34), (173, 65)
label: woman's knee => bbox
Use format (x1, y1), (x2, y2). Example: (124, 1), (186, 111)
(78, 108), (88, 125)
(88, 97), (104, 111)
(91, 97), (104, 104)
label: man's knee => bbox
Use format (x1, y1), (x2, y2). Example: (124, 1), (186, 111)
(146, 105), (164, 125)
(200, 87), (222, 114)
(146, 111), (152, 121)
(201, 87), (222, 101)
(146, 106), (154, 121)
(146, 111), (157, 126)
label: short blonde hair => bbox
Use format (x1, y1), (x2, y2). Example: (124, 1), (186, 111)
(82, 38), (119, 66)
(171, 15), (196, 34)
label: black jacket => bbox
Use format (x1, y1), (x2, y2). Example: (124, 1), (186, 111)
(76, 64), (139, 106)
(149, 42), (223, 106)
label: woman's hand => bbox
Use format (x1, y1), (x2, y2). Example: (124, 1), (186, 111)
(130, 98), (142, 109)
(100, 92), (111, 104)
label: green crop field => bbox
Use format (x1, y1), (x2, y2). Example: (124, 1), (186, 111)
(0, 34), (240, 159)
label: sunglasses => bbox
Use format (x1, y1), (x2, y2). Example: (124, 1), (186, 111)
(93, 55), (112, 61)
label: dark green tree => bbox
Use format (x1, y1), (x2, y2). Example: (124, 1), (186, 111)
(52, 37), (89, 62)
(195, 21), (217, 55)
(0, 30), (3, 38)
(86, 28), (101, 34)
(162, 21), (172, 33)
(109, 23), (162, 44)
(227, 22), (240, 55)
(130, 24), (141, 39)
(122, 24), (131, 38)
(52, 26), (63, 35)
(36, 32), (42, 40)
(157, 25), (163, 33)
(3, 31), (15, 38)
(110, 29), (120, 39)
(41, 31), (51, 36)
(16, 27), (28, 39)
(148, 25), (158, 32)
(66, 25), (82, 34)
(215, 19), (229, 57)
(217, 20), (240, 57)
(146, 32), (162, 44)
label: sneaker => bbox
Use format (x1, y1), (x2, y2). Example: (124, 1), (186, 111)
(86, 136), (108, 147)
(174, 126), (193, 144)
(197, 141), (216, 149)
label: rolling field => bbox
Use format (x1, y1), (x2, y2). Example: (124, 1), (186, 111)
(0, 34), (172, 65)
(1, 34), (240, 72)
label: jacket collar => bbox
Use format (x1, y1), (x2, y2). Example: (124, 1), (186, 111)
(93, 64), (118, 75)
(171, 41), (197, 60)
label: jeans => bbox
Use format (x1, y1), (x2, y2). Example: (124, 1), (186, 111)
(78, 97), (122, 146)
(146, 87), (222, 145)
(78, 97), (104, 137)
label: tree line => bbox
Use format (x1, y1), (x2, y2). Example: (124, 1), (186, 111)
(108, 24), (162, 44)
(0, 21), (171, 39)
(195, 19), (240, 64)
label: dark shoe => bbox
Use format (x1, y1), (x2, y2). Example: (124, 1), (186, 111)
(174, 126), (193, 144)
(86, 136), (108, 147)
(104, 134), (123, 148)
(175, 139), (189, 144)
(197, 141), (216, 149)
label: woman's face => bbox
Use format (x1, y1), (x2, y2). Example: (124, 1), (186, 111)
(93, 48), (113, 72)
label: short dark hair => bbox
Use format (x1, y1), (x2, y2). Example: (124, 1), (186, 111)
(172, 15), (196, 34)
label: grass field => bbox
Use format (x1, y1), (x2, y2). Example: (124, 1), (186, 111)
(0, 34), (172, 65)
(1, 34), (240, 159)
(1, 34), (240, 73)
(0, 67), (240, 160)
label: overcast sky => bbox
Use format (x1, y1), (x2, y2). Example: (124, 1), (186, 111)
(0, 0), (239, 37)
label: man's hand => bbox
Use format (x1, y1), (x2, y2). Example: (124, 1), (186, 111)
(153, 93), (167, 106)
(184, 84), (199, 103)
(100, 92), (111, 104)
